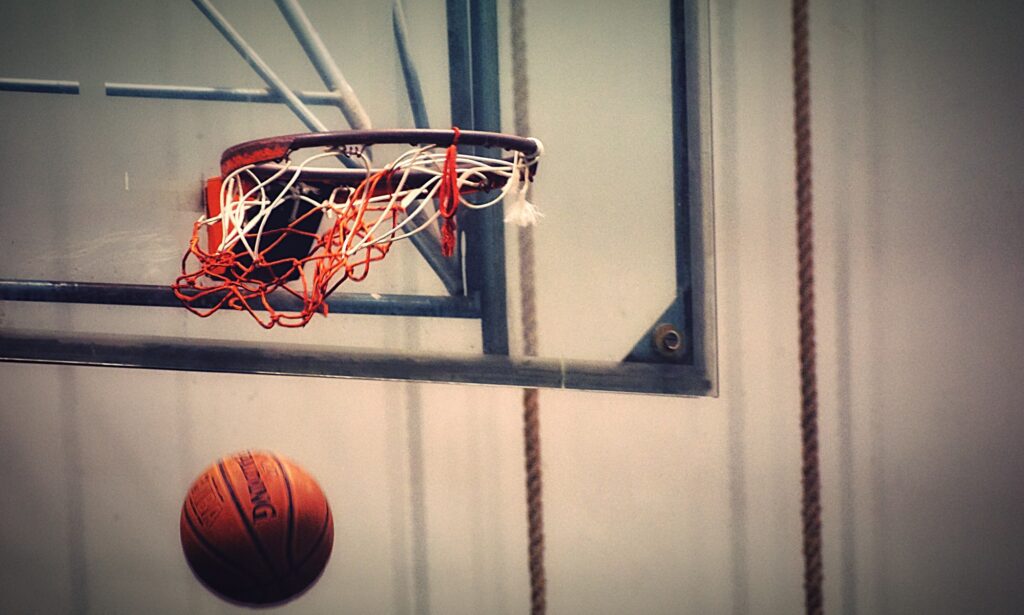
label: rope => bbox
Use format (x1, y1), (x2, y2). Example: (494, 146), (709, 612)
(792, 0), (823, 613)
(511, 1), (546, 613)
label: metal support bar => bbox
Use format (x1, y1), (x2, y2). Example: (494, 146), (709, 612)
(0, 280), (480, 319)
(273, 0), (372, 129)
(445, 0), (476, 303)
(446, 0), (475, 130)
(671, 0), (694, 308)
(190, 0), (330, 134)
(447, 0), (510, 355)
(0, 329), (712, 396)
(468, 0), (510, 355)
(392, 0), (431, 128)
(105, 83), (343, 106)
(0, 78), (79, 95)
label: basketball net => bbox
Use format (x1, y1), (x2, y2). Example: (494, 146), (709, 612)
(173, 132), (542, 328)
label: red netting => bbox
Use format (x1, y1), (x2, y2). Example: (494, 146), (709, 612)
(172, 168), (406, 329)
(437, 127), (461, 256)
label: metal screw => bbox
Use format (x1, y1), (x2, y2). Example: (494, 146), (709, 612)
(653, 323), (684, 357)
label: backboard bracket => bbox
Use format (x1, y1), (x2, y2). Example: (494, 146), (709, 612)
(623, 296), (690, 364)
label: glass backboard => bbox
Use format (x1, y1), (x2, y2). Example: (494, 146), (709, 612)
(0, 0), (715, 396)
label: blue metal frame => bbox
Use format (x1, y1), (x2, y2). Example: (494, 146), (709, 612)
(0, 280), (480, 319)
(1, 329), (710, 396)
(624, 0), (695, 366)
(444, 0), (509, 355)
(0, 78), (80, 95)
(0, 0), (713, 396)
(440, 0), (511, 355)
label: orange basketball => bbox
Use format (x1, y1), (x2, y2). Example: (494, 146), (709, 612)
(180, 450), (334, 606)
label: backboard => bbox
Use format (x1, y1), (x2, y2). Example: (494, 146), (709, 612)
(0, 0), (715, 396)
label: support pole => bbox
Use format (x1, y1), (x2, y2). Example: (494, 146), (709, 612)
(191, 0), (330, 134)
(273, 0), (372, 130)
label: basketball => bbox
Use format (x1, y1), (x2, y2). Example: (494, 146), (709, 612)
(180, 450), (334, 606)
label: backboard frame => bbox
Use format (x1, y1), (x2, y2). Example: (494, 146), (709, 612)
(0, 0), (716, 396)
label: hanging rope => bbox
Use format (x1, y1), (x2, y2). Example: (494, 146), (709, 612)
(792, 0), (823, 613)
(511, 1), (546, 613)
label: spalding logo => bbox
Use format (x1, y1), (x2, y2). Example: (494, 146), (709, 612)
(236, 451), (278, 523)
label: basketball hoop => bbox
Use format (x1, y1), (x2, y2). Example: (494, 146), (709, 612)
(172, 128), (543, 328)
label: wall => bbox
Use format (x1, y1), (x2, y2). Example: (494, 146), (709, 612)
(2, 0), (1023, 613)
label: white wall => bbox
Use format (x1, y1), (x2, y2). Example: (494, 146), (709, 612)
(2, 0), (1024, 614)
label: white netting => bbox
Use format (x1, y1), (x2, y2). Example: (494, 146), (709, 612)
(173, 138), (542, 328)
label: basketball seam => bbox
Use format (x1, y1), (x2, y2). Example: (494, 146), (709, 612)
(186, 475), (226, 525)
(182, 504), (265, 592)
(269, 453), (297, 571)
(218, 459), (282, 584)
(293, 507), (332, 574)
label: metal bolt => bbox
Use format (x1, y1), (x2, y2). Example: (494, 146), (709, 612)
(653, 323), (685, 357)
